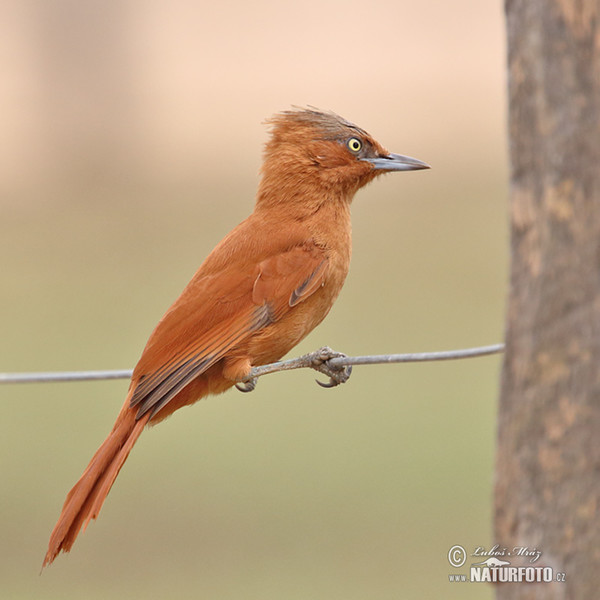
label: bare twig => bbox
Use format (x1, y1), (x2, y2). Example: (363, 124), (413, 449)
(0, 343), (504, 386)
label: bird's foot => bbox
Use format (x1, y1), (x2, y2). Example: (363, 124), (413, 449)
(310, 346), (353, 388)
(235, 377), (258, 393)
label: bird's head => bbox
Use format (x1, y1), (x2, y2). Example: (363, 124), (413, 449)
(257, 108), (429, 208)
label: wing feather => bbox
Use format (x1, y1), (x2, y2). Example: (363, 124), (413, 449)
(131, 304), (273, 418)
(129, 242), (328, 419)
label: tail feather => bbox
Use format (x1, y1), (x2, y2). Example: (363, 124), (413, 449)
(43, 403), (149, 568)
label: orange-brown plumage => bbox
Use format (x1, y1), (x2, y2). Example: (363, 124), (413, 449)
(43, 108), (429, 567)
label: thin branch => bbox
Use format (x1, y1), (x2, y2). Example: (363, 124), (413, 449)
(0, 343), (504, 386)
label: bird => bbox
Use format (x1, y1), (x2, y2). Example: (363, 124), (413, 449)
(43, 107), (429, 567)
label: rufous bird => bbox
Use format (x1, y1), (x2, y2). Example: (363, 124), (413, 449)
(43, 108), (429, 567)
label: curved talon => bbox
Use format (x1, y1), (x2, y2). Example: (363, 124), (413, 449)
(235, 377), (257, 393)
(315, 377), (339, 388)
(313, 364), (352, 389)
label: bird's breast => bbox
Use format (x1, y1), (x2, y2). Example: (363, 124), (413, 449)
(246, 205), (353, 366)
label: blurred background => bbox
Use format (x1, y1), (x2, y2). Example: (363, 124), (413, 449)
(0, 1), (507, 598)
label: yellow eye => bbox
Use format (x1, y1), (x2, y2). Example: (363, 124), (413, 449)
(347, 137), (362, 153)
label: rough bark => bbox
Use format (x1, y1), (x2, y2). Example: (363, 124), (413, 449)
(495, 1), (600, 599)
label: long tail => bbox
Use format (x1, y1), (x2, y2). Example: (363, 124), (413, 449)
(43, 399), (150, 568)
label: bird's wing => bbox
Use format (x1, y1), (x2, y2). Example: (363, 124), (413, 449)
(129, 243), (328, 418)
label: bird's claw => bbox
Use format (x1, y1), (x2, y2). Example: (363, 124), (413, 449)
(311, 346), (353, 389)
(235, 377), (257, 393)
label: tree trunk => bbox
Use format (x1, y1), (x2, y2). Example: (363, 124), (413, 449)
(495, 1), (600, 599)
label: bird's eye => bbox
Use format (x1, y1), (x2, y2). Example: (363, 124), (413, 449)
(347, 138), (362, 153)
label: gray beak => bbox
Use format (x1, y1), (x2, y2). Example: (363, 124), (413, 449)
(361, 153), (430, 172)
